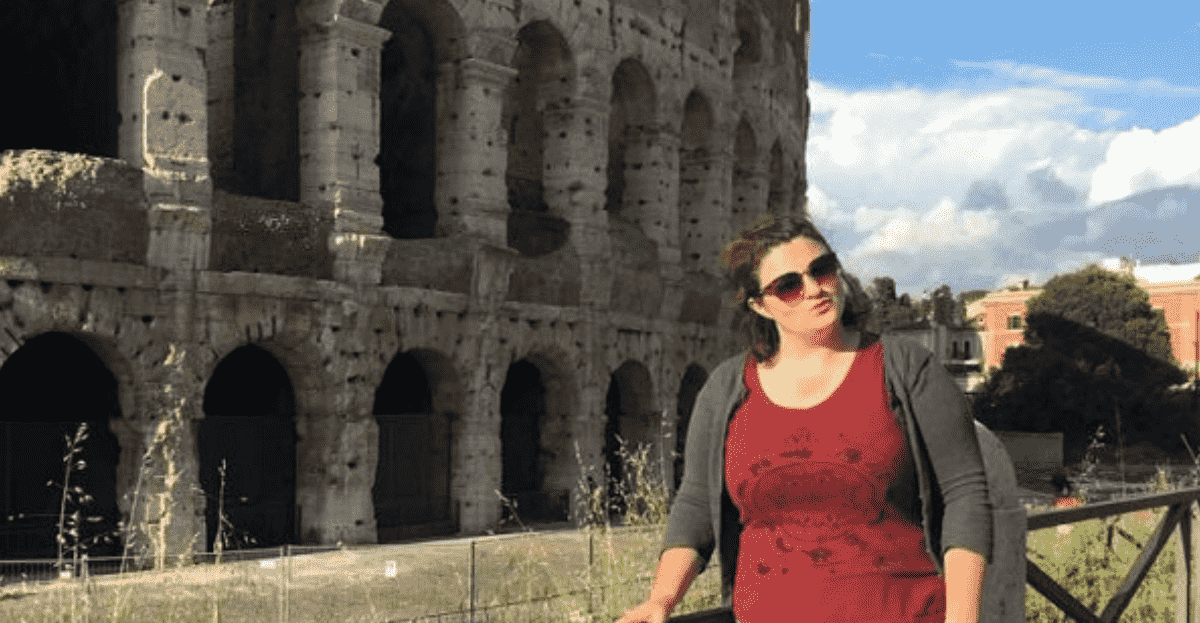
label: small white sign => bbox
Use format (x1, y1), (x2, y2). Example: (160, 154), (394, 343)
(385, 560), (397, 577)
(259, 559), (277, 569)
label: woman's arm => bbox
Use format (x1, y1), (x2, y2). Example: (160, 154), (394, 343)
(944, 547), (986, 623)
(615, 547), (704, 623)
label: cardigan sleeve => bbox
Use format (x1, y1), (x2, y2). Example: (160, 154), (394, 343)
(660, 364), (723, 570)
(908, 347), (994, 564)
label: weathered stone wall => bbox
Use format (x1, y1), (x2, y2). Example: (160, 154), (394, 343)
(209, 191), (336, 278)
(0, 152), (148, 264)
(0, 0), (810, 559)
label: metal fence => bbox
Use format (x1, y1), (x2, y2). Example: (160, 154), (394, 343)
(0, 525), (723, 623)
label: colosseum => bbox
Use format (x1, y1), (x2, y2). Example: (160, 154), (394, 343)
(0, 0), (810, 559)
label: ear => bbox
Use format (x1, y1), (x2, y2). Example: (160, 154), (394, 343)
(747, 296), (773, 320)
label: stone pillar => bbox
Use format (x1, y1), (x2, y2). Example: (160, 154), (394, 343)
(117, 0), (212, 272)
(205, 2), (235, 196)
(680, 151), (732, 277)
(540, 96), (613, 309)
(435, 59), (518, 245)
(731, 164), (768, 239)
(297, 13), (391, 284)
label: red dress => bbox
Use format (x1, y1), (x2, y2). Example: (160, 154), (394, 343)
(725, 342), (947, 623)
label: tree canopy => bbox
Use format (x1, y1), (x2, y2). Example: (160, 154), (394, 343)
(1025, 263), (1176, 364)
(973, 264), (1189, 461)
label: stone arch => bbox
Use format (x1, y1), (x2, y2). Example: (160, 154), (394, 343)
(767, 139), (784, 216)
(733, 2), (763, 81)
(673, 363), (708, 490)
(0, 331), (124, 558)
(378, 0), (465, 238)
(208, 0), (301, 201)
(731, 117), (759, 236)
(0, 0), (118, 157)
(604, 360), (659, 514)
(678, 90), (715, 273)
(605, 58), (658, 230)
(379, 0), (467, 64)
(500, 350), (577, 522)
(372, 348), (460, 540)
(503, 20), (576, 257)
(199, 343), (297, 551)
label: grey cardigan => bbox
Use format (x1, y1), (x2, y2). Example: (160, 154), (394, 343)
(661, 333), (993, 606)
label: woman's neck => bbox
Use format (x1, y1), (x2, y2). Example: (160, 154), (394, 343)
(771, 323), (857, 365)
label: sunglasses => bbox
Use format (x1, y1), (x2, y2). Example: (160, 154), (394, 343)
(756, 253), (840, 303)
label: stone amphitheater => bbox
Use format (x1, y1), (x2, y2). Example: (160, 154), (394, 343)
(0, 0), (810, 559)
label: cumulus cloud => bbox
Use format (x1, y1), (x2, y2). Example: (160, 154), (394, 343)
(1088, 114), (1200, 204)
(806, 73), (1200, 296)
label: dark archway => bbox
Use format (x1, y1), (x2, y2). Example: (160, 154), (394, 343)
(733, 2), (762, 81)
(767, 140), (784, 216)
(500, 359), (566, 521)
(0, 0), (118, 156)
(678, 90), (714, 272)
(674, 364), (708, 491)
(606, 59), (657, 221)
(224, 0), (301, 201)
(200, 345), (296, 551)
(604, 361), (657, 515)
(0, 332), (122, 559)
(379, 3), (438, 238)
(503, 21), (575, 258)
(373, 350), (454, 541)
(731, 117), (758, 234)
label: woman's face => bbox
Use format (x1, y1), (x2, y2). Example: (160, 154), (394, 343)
(748, 236), (844, 334)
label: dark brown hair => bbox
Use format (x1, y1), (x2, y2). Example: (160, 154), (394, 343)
(721, 214), (873, 362)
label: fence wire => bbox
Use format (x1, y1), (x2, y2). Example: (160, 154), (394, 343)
(0, 525), (720, 623)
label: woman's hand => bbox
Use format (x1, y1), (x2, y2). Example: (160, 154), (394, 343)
(614, 597), (675, 623)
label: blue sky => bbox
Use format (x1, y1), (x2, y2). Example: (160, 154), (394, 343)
(804, 0), (1200, 299)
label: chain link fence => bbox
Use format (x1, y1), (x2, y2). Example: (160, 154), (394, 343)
(0, 525), (723, 623)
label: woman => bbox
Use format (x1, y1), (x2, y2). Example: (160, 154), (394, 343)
(616, 216), (993, 623)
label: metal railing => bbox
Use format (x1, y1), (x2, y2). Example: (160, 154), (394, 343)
(1025, 486), (1200, 623)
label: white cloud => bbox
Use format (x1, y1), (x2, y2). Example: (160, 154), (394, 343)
(805, 71), (1200, 297)
(952, 60), (1200, 97)
(1088, 114), (1200, 204)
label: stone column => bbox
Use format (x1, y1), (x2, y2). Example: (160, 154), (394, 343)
(117, 0), (212, 272)
(435, 59), (518, 245)
(297, 13), (391, 284)
(731, 163), (768, 238)
(540, 96), (614, 309)
(679, 151), (732, 278)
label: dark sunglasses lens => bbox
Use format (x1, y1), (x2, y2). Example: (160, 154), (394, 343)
(811, 255), (838, 278)
(772, 274), (806, 300)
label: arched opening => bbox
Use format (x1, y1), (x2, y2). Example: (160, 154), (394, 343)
(503, 21), (575, 257)
(200, 345), (296, 551)
(0, 332), (122, 559)
(0, 0), (118, 156)
(678, 91), (714, 273)
(225, 0), (301, 201)
(733, 3), (762, 81)
(372, 350), (456, 541)
(604, 361), (658, 516)
(768, 140), (784, 216)
(379, 3), (438, 239)
(674, 364), (708, 491)
(500, 359), (568, 522)
(731, 117), (758, 236)
(606, 59), (658, 226)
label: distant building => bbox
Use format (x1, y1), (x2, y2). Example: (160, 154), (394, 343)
(883, 295), (985, 392)
(970, 260), (1200, 378)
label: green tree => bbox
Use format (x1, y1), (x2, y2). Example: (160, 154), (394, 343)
(864, 277), (922, 333)
(974, 264), (1188, 462)
(1025, 263), (1176, 364)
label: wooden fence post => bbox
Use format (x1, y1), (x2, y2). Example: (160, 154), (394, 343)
(1179, 502), (1199, 623)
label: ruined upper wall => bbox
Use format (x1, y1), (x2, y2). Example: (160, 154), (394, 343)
(0, 151), (148, 264)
